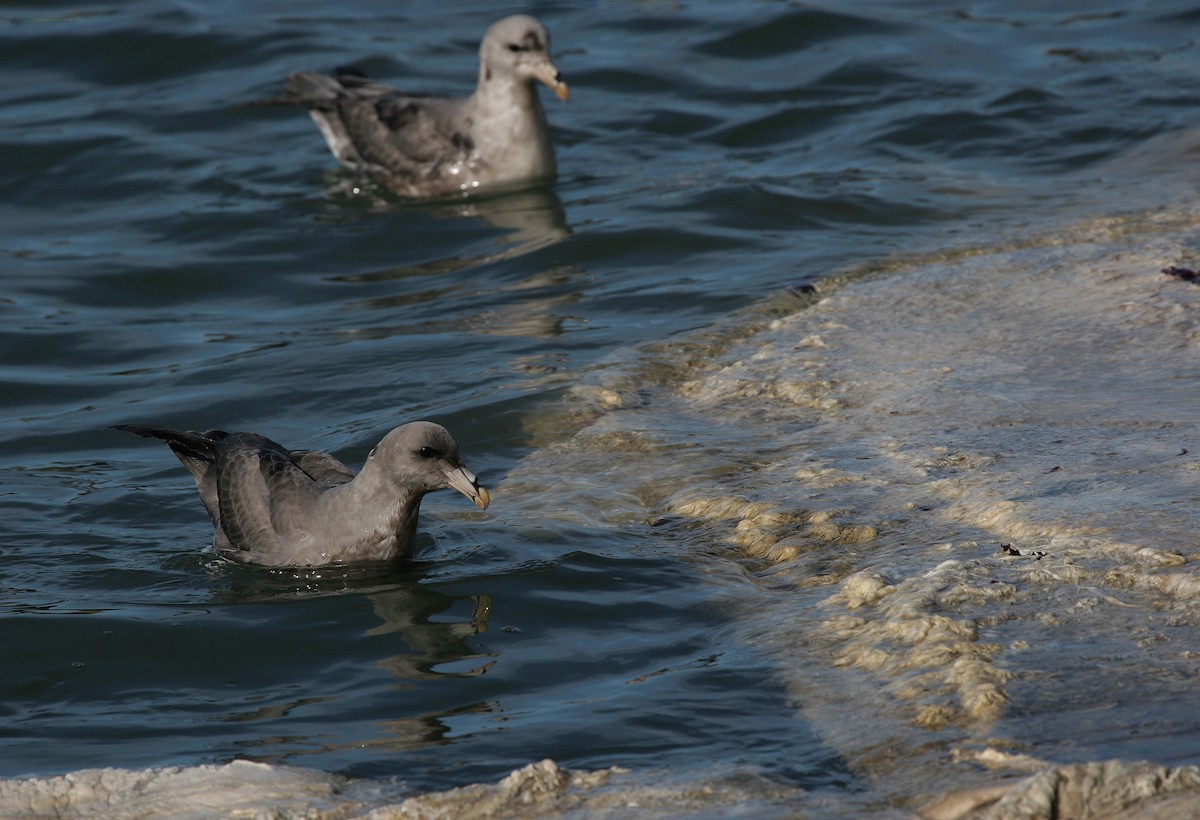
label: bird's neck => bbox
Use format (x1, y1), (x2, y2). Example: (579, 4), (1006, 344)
(474, 67), (546, 123)
(329, 465), (427, 561)
(469, 71), (554, 180)
(388, 490), (424, 554)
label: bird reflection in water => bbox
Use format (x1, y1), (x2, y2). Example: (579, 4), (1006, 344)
(328, 186), (585, 343)
(365, 584), (494, 679)
(216, 567), (496, 763)
(326, 182), (570, 263)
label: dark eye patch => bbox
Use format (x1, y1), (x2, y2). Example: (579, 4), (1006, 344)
(509, 32), (543, 53)
(417, 446), (437, 458)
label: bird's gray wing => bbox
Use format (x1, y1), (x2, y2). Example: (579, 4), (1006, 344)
(213, 433), (322, 558)
(280, 71), (470, 180)
(290, 449), (356, 486)
(366, 94), (469, 169)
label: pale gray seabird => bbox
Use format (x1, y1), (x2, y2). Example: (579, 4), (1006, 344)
(114, 421), (490, 567)
(268, 14), (568, 197)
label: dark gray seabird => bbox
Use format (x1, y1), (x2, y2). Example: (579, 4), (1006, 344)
(271, 14), (568, 198)
(114, 422), (490, 567)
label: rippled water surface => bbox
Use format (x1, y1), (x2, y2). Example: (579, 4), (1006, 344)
(2, 0), (1198, 795)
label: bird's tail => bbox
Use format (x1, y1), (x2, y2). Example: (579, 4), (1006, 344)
(239, 71), (348, 110)
(112, 424), (229, 464)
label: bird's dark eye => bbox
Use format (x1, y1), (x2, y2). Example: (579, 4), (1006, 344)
(507, 43), (526, 52)
(417, 446), (437, 458)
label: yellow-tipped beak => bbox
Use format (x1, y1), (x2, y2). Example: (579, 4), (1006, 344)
(535, 62), (569, 102)
(445, 465), (490, 510)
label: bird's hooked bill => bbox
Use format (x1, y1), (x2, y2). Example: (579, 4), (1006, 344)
(444, 465), (491, 510)
(534, 62), (569, 101)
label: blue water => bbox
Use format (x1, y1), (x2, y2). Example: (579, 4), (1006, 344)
(2, 0), (1197, 795)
